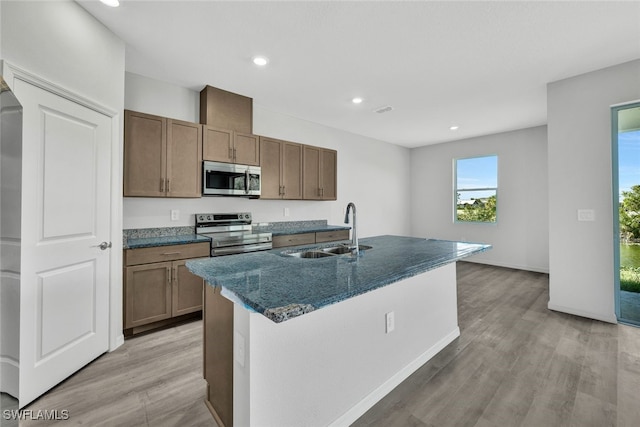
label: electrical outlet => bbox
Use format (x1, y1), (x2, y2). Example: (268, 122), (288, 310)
(170, 209), (180, 221)
(284, 207), (290, 217)
(385, 311), (395, 333)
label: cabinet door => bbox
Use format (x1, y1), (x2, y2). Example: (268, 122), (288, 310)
(320, 148), (337, 200)
(234, 132), (260, 166)
(167, 119), (202, 198)
(259, 137), (284, 199)
(203, 125), (233, 163)
(124, 262), (172, 328)
(282, 141), (303, 200)
(172, 260), (204, 316)
(124, 110), (167, 197)
(302, 145), (321, 200)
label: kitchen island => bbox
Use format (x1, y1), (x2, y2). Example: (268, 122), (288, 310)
(187, 235), (490, 427)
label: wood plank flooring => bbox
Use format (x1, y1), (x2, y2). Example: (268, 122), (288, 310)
(353, 262), (640, 427)
(7, 262), (640, 426)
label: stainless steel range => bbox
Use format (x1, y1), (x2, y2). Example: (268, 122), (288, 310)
(195, 212), (272, 256)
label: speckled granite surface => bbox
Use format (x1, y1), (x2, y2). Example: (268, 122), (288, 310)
(123, 227), (210, 249)
(252, 220), (350, 236)
(186, 235), (491, 323)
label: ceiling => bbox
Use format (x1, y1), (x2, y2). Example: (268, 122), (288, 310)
(77, 0), (640, 148)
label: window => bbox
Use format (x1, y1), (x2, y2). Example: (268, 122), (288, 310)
(454, 155), (498, 223)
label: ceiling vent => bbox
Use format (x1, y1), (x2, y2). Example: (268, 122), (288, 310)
(373, 105), (394, 114)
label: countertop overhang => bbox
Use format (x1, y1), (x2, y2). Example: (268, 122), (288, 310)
(186, 235), (491, 323)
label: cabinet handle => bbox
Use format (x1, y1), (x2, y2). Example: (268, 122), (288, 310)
(166, 267), (171, 283)
(229, 148), (233, 159)
(321, 188), (324, 197)
(282, 186), (285, 196)
(172, 266), (177, 282)
(160, 178), (165, 192)
(233, 148), (237, 159)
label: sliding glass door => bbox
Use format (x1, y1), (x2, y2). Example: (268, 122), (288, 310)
(613, 102), (640, 326)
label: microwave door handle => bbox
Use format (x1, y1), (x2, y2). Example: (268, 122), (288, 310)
(245, 169), (250, 194)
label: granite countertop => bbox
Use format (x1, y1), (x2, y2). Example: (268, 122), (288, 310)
(186, 235), (491, 323)
(125, 234), (211, 249)
(252, 220), (350, 236)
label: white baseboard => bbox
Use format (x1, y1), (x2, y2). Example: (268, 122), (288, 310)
(547, 302), (617, 324)
(330, 327), (461, 427)
(463, 259), (550, 274)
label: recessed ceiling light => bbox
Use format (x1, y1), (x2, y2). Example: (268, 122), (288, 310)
(352, 97), (363, 104)
(100, 0), (120, 7)
(253, 56), (269, 66)
(449, 125), (460, 131)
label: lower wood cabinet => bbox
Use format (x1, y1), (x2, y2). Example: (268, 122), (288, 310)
(272, 229), (350, 248)
(123, 242), (210, 335)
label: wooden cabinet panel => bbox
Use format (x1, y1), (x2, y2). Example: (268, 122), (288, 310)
(203, 126), (233, 163)
(204, 126), (260, 166)
(204, 285), (234, 427)
(234, 132), (260, 166)
(315, 230), (349, 243)
(124, 242), (210, 266)
(167, 119), (203, 197)
(260, 137), (283, 199)
(259, 137), (303, 200)
(282, 142), (303, 199)
(124, 110), (202, 198)
(303, 145), (337, 200)
(172, 260), (204, 316)
(125, 262), (172, 328)
(200, 85), (252, 134)
(124, 110), (166, 197)
(272, 233), (315, 248)
(320, 149), (337, 200)
(123, 242), (210, 334)
(303, 146), (321, 199)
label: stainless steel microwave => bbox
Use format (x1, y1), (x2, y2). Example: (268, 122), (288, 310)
(202, 161), (261, 198)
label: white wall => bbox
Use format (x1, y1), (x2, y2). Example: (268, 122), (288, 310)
(410, 126), (549, 273)
(235, 263), (459, 426)
(1, 0), (124, 110)
(547, 59), (640, 323)
(123, 72), (412, 238)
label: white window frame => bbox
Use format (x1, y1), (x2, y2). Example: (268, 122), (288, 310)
(454, 154), (498, 224)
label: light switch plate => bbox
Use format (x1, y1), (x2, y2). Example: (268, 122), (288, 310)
(577, 209), (595, 222)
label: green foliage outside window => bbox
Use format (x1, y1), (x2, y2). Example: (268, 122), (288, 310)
(456, 194), (497, 223)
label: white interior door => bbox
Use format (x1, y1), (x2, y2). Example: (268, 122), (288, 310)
(14, 79), (112, 407)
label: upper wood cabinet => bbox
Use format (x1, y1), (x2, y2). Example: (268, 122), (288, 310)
(203, 125), (260, 166)
(260, 136), (303, 200)
(303, 146), (337, 200)
(200, 85), (252, 134)
(124, 110), (202, 198)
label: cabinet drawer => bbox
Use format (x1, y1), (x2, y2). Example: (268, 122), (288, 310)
(272, 233), (316, 248)
(315, 230), (350, 243)
(125, 242), (210, 266)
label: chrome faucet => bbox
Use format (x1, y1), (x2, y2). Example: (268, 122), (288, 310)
(344, 202), (359, 256)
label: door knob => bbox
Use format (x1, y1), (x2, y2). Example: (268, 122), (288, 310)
(92, 241), (112, 250)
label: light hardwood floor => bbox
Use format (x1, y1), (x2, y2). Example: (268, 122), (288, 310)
(9, 262), (640, 426)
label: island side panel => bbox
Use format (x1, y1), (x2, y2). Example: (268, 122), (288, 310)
(234, 262), (459, 427)
(204, 285), (234, 427)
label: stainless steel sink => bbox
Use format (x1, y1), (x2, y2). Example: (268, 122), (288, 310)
(282, 244), (372, 259)
(320, 245), (373, 255)
(285, 251), (336, 259)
